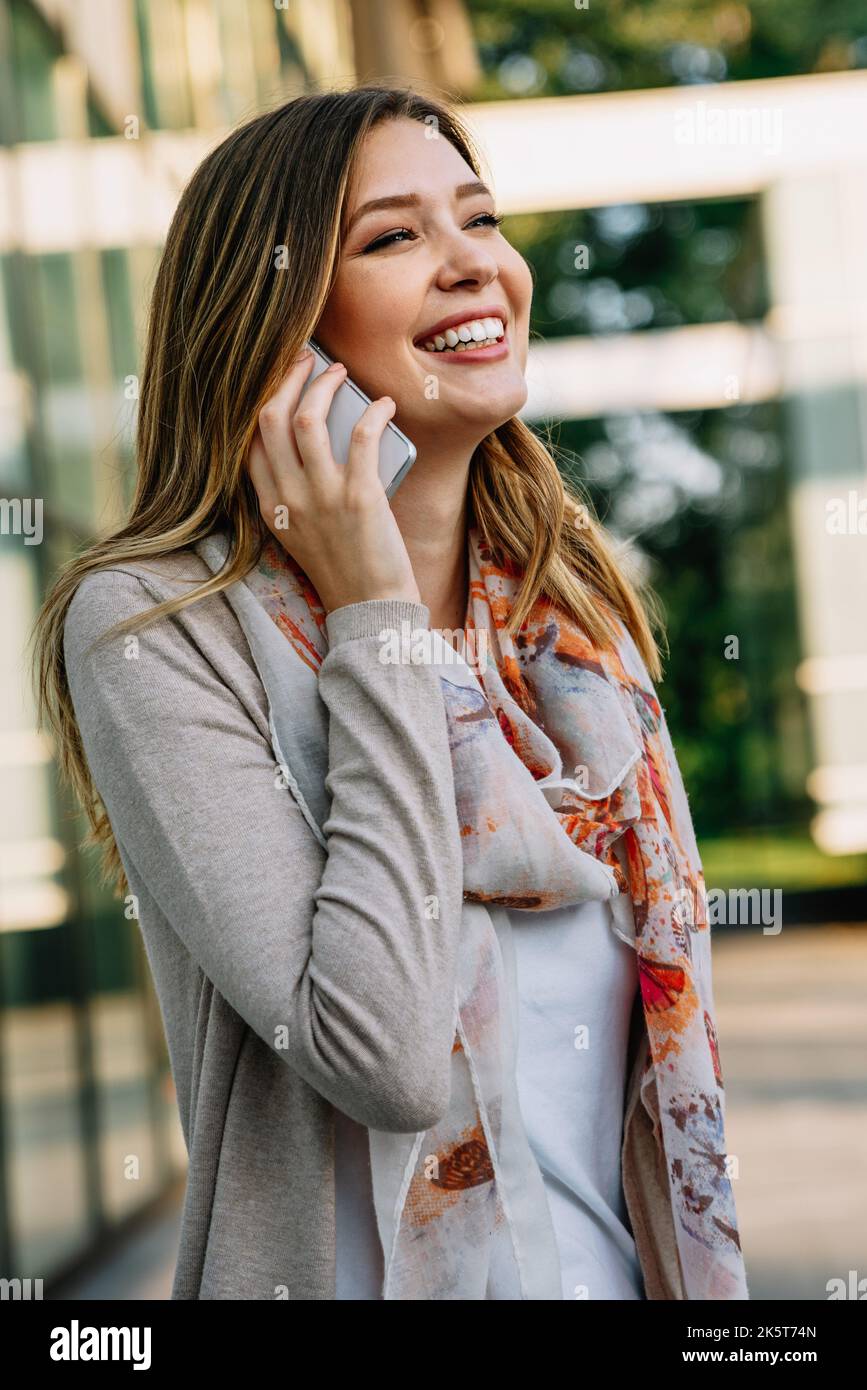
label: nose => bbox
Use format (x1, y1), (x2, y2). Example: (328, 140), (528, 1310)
(433, 226), (499, 293)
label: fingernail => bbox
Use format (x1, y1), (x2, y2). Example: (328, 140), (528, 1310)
(328, 361), (347, 373)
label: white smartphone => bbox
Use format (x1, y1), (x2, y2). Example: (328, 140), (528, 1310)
(300, 338), (417, 497)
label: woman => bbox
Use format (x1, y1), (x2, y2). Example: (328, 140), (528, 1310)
(32, 84), (748, 1300)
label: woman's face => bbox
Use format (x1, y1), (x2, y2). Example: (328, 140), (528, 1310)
(313, 116), (533, 453)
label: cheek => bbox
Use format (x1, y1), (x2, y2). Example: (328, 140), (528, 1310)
(337, 268), (408, 342)
(496, 253), (532, 369)
(506, 252), (534, 319)
(318, 281), (417, 400)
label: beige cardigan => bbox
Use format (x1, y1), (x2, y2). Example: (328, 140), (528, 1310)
(63, 547), (685, 1300)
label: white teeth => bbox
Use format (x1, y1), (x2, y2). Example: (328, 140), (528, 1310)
(418, 316), (505, 351)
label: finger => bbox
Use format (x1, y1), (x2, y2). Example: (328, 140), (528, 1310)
(345, 396), (398, 493)
(257, 349), (316, 450)
(246, 429), (282, 530)
(290, 361), (349, 478)
(246, 427), (270, 489)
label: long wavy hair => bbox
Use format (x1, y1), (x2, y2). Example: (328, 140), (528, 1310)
(30, 81), (665, 898)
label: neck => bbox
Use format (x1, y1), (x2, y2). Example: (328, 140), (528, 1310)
(388, 439), (474, 632)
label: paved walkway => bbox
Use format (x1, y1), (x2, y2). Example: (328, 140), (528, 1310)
(711, 921), (867, 1300)
(54, 1196), (182, 1300)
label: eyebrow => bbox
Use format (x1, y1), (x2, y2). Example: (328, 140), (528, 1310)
(344, 180), (493, 236)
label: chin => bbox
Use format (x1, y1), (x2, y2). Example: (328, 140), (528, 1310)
(402, 374), (528, 439)
(486, 383), (529, 422)
(454, 404), (524, 440)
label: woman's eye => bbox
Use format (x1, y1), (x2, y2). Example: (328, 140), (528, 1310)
(362, 227), (416, 253)
(361, 211), (505, 254)
(471, 212), (505, 231)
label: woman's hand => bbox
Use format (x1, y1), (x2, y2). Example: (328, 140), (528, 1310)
(246, 350), (422, 613)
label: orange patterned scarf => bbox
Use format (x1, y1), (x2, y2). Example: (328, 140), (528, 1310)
(199, 523), (749, 1300)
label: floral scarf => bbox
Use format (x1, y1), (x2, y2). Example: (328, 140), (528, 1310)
(196, 524), (748, 1301)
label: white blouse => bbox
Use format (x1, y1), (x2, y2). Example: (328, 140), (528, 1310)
(334, 897), (645, 1300)
(507, 896), (645, 1300)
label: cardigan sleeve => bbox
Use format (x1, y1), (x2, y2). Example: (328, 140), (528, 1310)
(63, 567), (465, 1134)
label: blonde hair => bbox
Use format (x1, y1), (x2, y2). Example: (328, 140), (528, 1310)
(30, 81), (665, 898)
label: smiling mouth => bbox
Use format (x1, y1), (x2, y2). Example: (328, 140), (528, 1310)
(414, 314), (507, 353)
